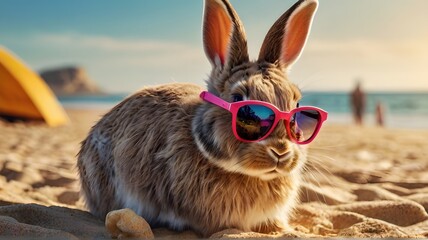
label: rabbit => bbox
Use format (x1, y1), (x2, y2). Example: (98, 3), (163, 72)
(77, 0), (319, 237)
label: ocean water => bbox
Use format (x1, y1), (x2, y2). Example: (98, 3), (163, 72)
(59, 94), (126, 110)
(299, 92), (428, 129)
(59, 92), (428, 129)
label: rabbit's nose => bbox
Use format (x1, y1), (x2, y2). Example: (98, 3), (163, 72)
(268, 147), (292, 162)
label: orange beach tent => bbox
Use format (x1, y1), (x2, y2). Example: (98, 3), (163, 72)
(0, 46), (68, 127)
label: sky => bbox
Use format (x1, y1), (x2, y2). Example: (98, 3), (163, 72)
(1, 0), (428, 93)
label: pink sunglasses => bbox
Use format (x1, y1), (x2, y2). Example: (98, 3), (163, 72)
(200, 91), (328, 144)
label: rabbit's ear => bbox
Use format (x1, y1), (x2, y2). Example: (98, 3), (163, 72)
(203, 0), (249, 70)
(258, 0), (318, 70)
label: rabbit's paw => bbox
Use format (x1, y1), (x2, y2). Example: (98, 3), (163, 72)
(105, 208), (154, 239)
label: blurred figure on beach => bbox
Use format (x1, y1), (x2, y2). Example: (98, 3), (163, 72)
(375, 101), (385, 127)
(350, 80), (366, 125)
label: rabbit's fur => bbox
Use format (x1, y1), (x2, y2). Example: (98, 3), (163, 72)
(78, 0), (318, 237)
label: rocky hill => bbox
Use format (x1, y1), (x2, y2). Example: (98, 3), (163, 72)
(40, 66), (103, 96)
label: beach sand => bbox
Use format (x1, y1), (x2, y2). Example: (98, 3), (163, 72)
(0, 109), (427, 238)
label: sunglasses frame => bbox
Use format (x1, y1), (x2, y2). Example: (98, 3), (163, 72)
(200, 91), (328, 144)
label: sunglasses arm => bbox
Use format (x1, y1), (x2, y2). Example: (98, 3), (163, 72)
(200, 91), (231, 111)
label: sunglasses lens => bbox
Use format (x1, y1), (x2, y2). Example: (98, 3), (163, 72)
(236, 105), (275, 141)
(291, 109), (320, 142)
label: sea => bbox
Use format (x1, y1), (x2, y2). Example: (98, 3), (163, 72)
(59, 92), (428, 129)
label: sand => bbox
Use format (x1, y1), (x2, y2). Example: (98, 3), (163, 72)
(0, 109), (427, 238)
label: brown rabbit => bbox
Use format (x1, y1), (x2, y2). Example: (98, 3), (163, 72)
(78, 0), (320, 237)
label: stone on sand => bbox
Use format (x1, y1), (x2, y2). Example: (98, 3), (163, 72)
(332, 200), (428, 227)
(0, 203), (108, 239)
(106, 208), (154, 239)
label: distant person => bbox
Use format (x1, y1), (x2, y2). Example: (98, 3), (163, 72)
(376, 101), (385, 127)
(350, 81), (366, 125)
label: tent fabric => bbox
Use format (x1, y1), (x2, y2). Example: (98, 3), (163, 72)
(0, 46), (69, 127)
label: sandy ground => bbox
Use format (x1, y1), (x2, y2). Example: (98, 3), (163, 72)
(0, 109), (427, 238)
